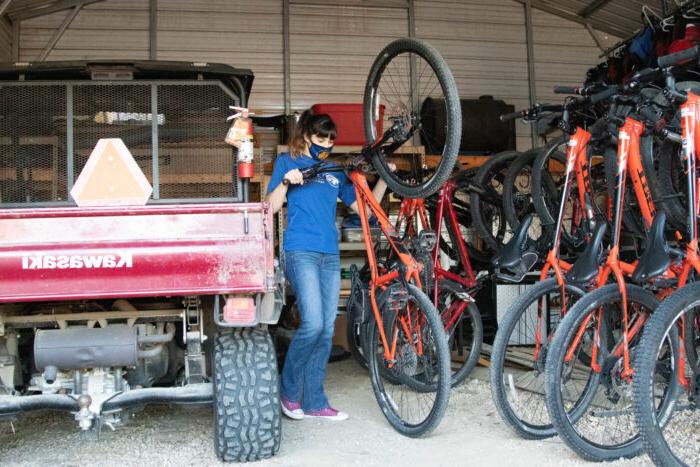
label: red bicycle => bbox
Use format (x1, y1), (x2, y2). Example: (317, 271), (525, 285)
(347, 175), (484, 386)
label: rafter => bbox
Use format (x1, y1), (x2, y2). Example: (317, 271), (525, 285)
(8, 0), (103, 21)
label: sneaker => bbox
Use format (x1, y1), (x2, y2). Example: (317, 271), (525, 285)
(304, 407), (349, 421)
(281, 397), (304, 420)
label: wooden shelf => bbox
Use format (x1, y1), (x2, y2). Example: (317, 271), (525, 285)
(338, 242), (369, 251)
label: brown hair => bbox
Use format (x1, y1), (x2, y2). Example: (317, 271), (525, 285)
(288, 109), (337, 157)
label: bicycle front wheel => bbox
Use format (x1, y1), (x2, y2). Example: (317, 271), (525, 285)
(364, 38), (461, 199)
(634, 282), (700, 467)
(544, 283), (680, 462)
(366, 283), (451, 437)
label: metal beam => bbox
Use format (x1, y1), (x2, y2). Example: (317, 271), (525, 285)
(585, 22), (605, 51)
(149, 0), (157, 60)
(11, 19), (18, 61)
(10, 0), (102, 21)
(511, 0), (627, 38)
(288, 0), (408, 8)
(524, 0), (538, 149)
(37, 3), (82, 61)
(282, 0), (291, 115)
(578, 0), (613, 18)
(0, 0), (12, 18)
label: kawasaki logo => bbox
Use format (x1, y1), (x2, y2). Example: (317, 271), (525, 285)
(21, 253), (133, 270)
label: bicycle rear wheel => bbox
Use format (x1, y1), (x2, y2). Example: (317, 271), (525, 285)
(364, 38), (461, 198)
(366, 283), (451, 437)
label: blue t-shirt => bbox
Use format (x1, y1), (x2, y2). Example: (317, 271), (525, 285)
(267, 153), (356, 254)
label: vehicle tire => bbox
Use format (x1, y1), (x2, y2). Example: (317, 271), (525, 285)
(364, 37), (461, 198)
(366, 283), (450, 437)
(490, 278), (586, 439)
(544, 284), (680, 462)
(213, 327), (281, 462)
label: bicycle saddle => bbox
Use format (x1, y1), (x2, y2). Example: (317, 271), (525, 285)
(631, 211), (671, 284)
(493, 215), (538, 283)
(566, 222), (607, 286)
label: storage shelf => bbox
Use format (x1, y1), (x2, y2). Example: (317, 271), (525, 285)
(338, 242), (369, 251)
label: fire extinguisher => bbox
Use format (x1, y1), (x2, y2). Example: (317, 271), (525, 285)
(225, 106), (255, 202)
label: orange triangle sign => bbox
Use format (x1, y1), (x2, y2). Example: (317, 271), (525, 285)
(70, 138), (153, 206)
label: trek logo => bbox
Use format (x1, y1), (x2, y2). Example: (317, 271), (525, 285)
(21, 252), (133, 270)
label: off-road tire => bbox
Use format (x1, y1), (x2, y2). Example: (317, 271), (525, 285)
(213, 327), (281, 462)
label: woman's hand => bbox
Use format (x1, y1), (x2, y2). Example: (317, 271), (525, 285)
(284, 169), (304, 185)
(387, 162), (397, 172)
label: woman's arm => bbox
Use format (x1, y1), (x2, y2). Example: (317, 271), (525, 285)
(348, 163), (395, 214)
(266, 168), (303, 214)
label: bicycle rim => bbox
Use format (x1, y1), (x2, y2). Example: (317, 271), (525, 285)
(367, 283), (450, 437)
(545, 284), (675, 461)
(364, 38), (461, 198)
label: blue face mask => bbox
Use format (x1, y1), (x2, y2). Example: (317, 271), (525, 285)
(309, 142), (333, 160)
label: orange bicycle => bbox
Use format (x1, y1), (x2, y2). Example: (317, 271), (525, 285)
(284, 37), (462, 436)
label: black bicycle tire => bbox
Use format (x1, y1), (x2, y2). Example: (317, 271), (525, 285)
(469, 150), (521, 251)
(530, 136), (588, 249)
(366, 283), (451, 437)
(363, 37), (461, 199)
(603, 144), (647, 237)
(655, 138), (688, 232)
(440, 280), (483, 387)
(490, 278), (587, 439)
(544, 283), (680, 462)
(502, 147), (552, 251)
(634, 282), (699, 467)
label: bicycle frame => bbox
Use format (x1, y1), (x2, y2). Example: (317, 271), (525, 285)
(350, 170), (424, 364)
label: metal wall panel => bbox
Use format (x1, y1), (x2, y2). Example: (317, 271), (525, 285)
(289, 3), (408, 108)
(415, 0), (619, 150)
(18, 0), (283, 112)
(0, 18), (12, 62)
(14, 0), (620, 150)
(19, 0), (150, 61)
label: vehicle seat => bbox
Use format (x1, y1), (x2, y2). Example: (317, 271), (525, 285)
(493, 215), (538, 282)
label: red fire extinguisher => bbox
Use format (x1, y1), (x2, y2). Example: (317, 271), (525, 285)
(225, 106), (255, 201)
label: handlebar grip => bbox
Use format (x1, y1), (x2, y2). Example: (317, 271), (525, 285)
(631, 67), (660, 83)
(553, 85), (582, 95)
(500, 110), (526, 122)
(657, 45), (700, 68)
(590, 85), (619, 104)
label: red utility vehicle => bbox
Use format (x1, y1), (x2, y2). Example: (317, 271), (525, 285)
(0, 61), (283, 462)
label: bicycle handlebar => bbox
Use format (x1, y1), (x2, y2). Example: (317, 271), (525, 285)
(553, 85), (583, 95)
(657, 45), (700, 68)
(589, 85), (619, 104)
(499, 109), (528, 122)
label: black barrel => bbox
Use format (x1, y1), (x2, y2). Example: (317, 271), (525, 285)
(420, 96), (516, 154)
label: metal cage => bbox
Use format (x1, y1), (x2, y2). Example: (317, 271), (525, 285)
(0, 80), (242, 207)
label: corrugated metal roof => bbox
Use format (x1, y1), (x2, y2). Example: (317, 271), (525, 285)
(512, 0), (673, 39)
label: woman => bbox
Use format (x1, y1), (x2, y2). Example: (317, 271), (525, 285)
(266, 110), (391, 421)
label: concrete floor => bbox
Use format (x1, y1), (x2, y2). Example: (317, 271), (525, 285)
(0, 359), (650, 467)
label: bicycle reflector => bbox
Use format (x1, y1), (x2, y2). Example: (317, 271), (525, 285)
(223, 296), (257, 324)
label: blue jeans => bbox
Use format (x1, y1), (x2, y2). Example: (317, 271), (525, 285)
(281, 250), (340, 411)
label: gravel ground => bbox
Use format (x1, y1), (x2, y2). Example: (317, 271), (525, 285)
(0, 361), (653, 467)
